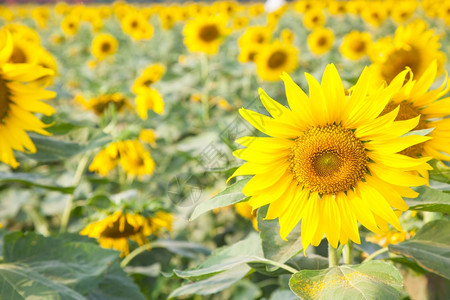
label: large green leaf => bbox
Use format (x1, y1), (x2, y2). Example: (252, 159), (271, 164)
(405, 186), (450, 213)
(289, 261), (403, 300)
(257, 205), (302, 271)
(189, 178), (250, 220)
(169, 264), (251, 299)
(0, 264), (85, 300)
(389, 219), (450, 279)
(0, 172), (75, 194)
(428, 160), (450, 184)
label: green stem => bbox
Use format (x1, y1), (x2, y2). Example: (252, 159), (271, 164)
(363, 247), (389, 263)
(24, 205), (50, 236)
(343, 242), (353, 265)
(59, 154), (90, 232)
(328, 243), (340, 267)
(200, 53), (209, 122)
(121, 243), (152, 268)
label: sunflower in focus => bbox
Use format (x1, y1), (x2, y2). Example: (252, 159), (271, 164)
(0, 29), (56, 168)
(303, 8), (326, 29)
(255, 41), (298, 81)
(76, 93), (130, 116)
(376, 61), (450, 167)
(80, 210), (172, 256)
(89, 139), (155, 177)
(340, 31), (372, 61)
(230, 64), (430, 251)
(91, 33), (118, 61)
(308, 27), (334, 55)
(183, 16), (228, 55)
(369, 20), (446, 84)
(132, 64), (165, 94)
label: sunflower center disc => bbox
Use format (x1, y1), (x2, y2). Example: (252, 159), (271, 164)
(101, 217), (140, 238)
(289, 124), (368, 195)
(382, 47), (420, 83)
(101, 42), (111, 52)
(267, 51), (286, 69)
(380, 101), (426, 157)
(199, 25), (219, 42)
(0, 77), (9, 121)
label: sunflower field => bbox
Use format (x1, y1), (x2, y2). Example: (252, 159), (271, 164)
(0, 0), (449, 299)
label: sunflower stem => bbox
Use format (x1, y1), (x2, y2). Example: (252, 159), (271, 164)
(200, 53), (210, 122)
(363, 247), (389, 263)
(120, 243), (152, 268)
(60, 154), (90, 233)
(343, 242), (353, 265)
(328, 243), (340, 267)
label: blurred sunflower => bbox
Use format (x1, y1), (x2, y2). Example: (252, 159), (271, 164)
(390, 1), (417, 24)
(230, 64), (430, 250)
(303, 8), (326, 29)
(135, 88), (164, 118)
(183, 16), (228, 55)
(369, 20), (445, 84)
(238, 42), (260, 63)
(377, 61), (450, 167)
(235, 201), (258, 231)
(139, 129), (157, 147)
(31, 7), (50, 28)
(3, 24), (41, 45)
(89, 140), (155, 177)
(232, 16), (249, 30)
(76, 93), (130, 116)
(121, 12), (153, 41)
(367, 229), (415, 247)
(340, 31), (372, 61)
(328, 1), (347, 15)
(81, 210), (172, 256)
(132, 64), (165, 94)
(8, 36), (34, 64)
(308, 27), (334, 55)
(280, 29), (294, 44)
(61, 14), (79, 36)
(255, 41), (298, 81)
(361, 3), (388, 27)
(91, 33), (118, 61)
(0, 29), (56, 168)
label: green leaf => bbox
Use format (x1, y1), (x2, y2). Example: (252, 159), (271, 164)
(257, 205), (302, 271)
(173, 232), (263, 280)
(3, 232), (119, 294)
(405, 186), (450, 213)
(289, 261), (403, 300)
(428, 160), (450, 184)
(189, 178), (250, 220)
(389, 219), (450, 279)
(0, 172), (75, 194)
(169, 264), (251, 299)
(0, 264), (85, 300)
(152, 239), (211, 259)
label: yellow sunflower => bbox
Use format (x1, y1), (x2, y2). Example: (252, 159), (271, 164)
(183, 16), (228, 55)
(89, 140), (155, 177)
(229, 64), (430, 251)
(80, 210), (172, 256)
(76, 93), (130, 115)
(121, 12), (153, 41)
(238, 42), (260, 63)
(255, 41), (298, 81)
(138, 129), (157, 147)
(377, 61), (450, 166)
(361, 2), (388, 27)
(238, 25), (272, 47)
(61, 14), (80, 36)
(131, 64), (165, 94)
(303, 8), (326, 29)
(280, 29), (294, 44)
(390, 1), (417, 24)
(369, 20), (446, 84)
(91, 33), (118, 61)
(0, 29), (56, 168)
(135, 88), (164, 119)
(307, 27), (334, 55)
(339, 31), (372, 61)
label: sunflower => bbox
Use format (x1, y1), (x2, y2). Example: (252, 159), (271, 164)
(0, 29), (56, 168)
(339, 31), (372, 61)
(131, 64), (165, 94)
(121, 12), (153, 41)
(238, 42), (260, 63)
(80, 210), (172, 256)
(91, 33), (118, 61)
(280, 29), (294, 44)
(232, 16), (249, 30)
(76, 93), (130, 115)
(307, 27), (334, 55)
(8, 35), (34, 64)
(390, 1), (417, 24)
(376, 61), (450, 166)
(135, 88), (164, 119)
(61, 14), (80, 36)
(229, 64), (430, 250)
(238, 25), (272, 48)
(89, 140), (155, 177)
(138, 129), (157, 147)
(327, 1), (347, 15)
(3, 24), (41, 45)
(255, 41), (298, 81)
(183, 16), (228, 55)
(369, 20), (445, 84)
(361, 3), (388, 27)
(235, 201), (258, 231)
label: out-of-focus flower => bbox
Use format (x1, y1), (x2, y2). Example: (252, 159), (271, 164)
(308, 27), (334, 55)
(91, 33), (118, 61)
(183, 16), (228, 55)
(340, 31), (372, 60)
(255, 41), (298, 81)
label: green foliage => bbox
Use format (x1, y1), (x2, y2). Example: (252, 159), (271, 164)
(289, 261), (403, 300)
(406, 186), (450, 213)
(389, 219), (450, 279)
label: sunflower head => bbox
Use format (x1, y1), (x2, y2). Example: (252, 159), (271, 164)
(340, 31), (372, 60)
(308, 27), (334, 55)
(230, 64), (431, 251)
(132, 64), (165, 94)
(91, 33), (118, 61)
(255, 41), (298, 81)
(183, 16), (228, 55)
